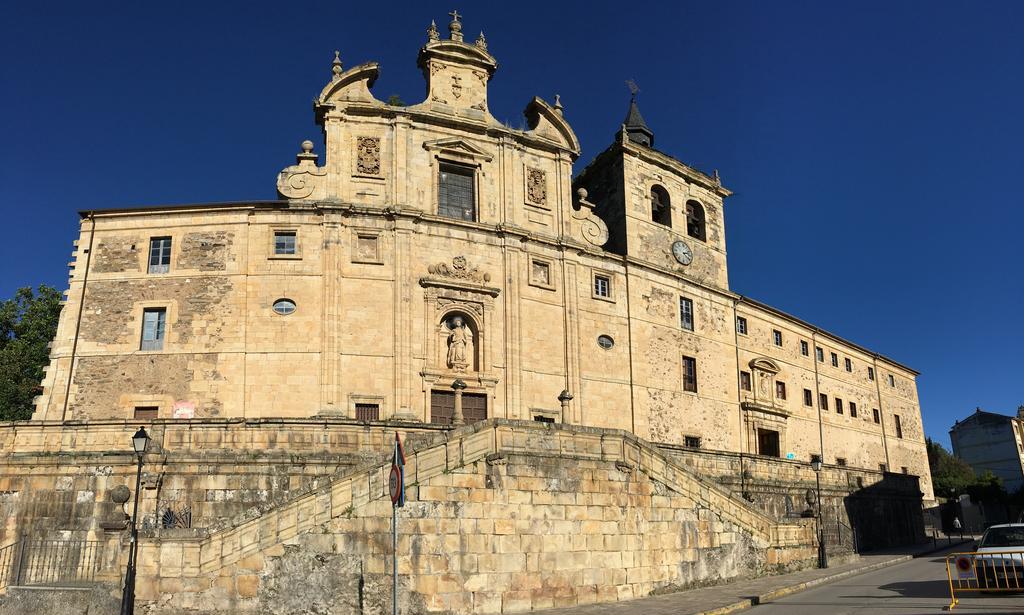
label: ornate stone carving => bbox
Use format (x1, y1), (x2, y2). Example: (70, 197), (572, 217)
(526, 167), (547, 206)
(451, 74), (463, 99)
(428, 256), (491, 283)
(356, 137), (381, 175)
(277, 140), (327, 200)
(571, 188), (610, 247)
(446, 315), (473, 372)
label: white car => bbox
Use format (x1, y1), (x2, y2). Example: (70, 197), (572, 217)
(972, 524), (1024, 588)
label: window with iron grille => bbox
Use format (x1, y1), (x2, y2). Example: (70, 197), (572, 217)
(684, 435), (701, 448)
(273, 231), (297, 255)
(775, 381), (786, 400)
(830, 352), (839, 367)
(438, 163), (476, 221)
(850, 401), (858, 418)
(800, 340), (809, 356)
(140, 308), (166, 351)
(355, 403), (380, 422)
(148, 237), (171, 274)
(844, 357), (852, 372)
(736, 316), (747, 335)
(819, 393), (828, 410)
(803, 388), (813, 406)
(682, 356), (698, 393)
(594, 274), (611, 298)
(740, 371), (751, 391)
(772, 329), (782, 346)
(680, 297), (694, 331)
(816, 347), (824, 362)
(134, 406), (159, 420)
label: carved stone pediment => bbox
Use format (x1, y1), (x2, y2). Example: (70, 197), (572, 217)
(741, 400), (790, 421)
(421, 256), (500, 297)
(422, 137), (493, 162)
(427, 255), (490, 283)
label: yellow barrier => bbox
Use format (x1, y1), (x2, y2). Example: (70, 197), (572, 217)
(946, 550), (1024, 609)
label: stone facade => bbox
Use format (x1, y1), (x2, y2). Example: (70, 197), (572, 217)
(2, 11), (931, 613)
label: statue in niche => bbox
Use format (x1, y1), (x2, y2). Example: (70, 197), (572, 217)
(446, 315), (474, 372)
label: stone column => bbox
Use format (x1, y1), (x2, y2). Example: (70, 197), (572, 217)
(452, 379), (467, 425)
(558, 390), (573, 424)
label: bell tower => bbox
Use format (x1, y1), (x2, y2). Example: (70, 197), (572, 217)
(573, 93), (732, 291)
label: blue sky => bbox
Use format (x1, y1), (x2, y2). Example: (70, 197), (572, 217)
(2, 1), (1021, 447)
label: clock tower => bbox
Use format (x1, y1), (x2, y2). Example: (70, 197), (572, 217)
(573, 96), (732, 291)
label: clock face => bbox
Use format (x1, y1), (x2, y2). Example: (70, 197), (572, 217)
(672, 240), (693, 266)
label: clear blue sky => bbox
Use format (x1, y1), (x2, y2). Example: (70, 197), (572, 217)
(2, 1), (1021, 447)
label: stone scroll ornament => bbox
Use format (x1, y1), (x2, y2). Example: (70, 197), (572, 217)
(572, 188), (610, 247)
(356, 137), (381, 175)
(276, 140), (327, 200)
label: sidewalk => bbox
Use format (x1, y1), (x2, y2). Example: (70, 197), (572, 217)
(536, 539), (974, 615)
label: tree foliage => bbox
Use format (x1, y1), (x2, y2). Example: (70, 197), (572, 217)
(0, 286), (63, 421)
(926, 437), (978, 499)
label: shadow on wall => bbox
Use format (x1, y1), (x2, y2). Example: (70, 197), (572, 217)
(844, 472), (926, 552)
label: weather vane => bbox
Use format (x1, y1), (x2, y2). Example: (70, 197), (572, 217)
(626, 79), (640, 98)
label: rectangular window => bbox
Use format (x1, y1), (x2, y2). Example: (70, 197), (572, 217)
(816, 347), (824, 362)
(133, 406), (159, 420)
(684, 435), (701, 449)
(140, 308), (167, 351)
(888, 374), (895, 387)
(819, 393), (828, 410)
(736, 316), (747, 335)
(772, 329), (783, 347)
(872, 408), (880, 424)
(740, 371), (751, 392)
(844, 358), (852, 372)
(680, 297), (694, 331)
(534, 415), (555, 424)
(901, 466), (909, 475)
(355, 403), (380, 422)
(594, 274), (611, 298)
(836, 397), (844, 414)
(850, 401), (858, 418)
(830, 352), (839, 367)
(803, 389), (813, 407)
(682, 356), (698, 393)
(148, 237), (171, 274)
(810, 454), (822, 464)
(868, 366), (875, 381)
(438, 163), (476, 221)
(880, 463), (888, 473)
(836, 458), (847, 467)
(273, 231), (297, 256)
(800, 340), (809, 356)
(895, 414), (903, 438)
(775, 381), (787, 400)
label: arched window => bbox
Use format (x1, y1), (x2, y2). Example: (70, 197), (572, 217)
(651, 185), (671, 227)
(686, 200), (706, 242)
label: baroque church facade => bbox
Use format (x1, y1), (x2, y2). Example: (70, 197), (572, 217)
(31, 13), (931, 501)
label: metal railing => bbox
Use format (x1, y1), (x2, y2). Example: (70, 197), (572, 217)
(946, 549), (1024, 609)
(0, 539), (105, 590)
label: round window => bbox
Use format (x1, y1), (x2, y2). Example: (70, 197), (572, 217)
(272, 298), (296, 315)
(597, 335), (614, 350)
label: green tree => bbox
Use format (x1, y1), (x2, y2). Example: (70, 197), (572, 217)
(386, 94), (407, 107)
(0, 286), (63, 421)
(926, 437), (977, 499)
(965, 470), (1007, 503)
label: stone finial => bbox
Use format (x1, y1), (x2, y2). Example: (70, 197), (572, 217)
(448, 9), (464, 42)
(427, 20), (439, 41)
(554, 94), (563, 115)
(332, 50), (343, 79)
(712, 169), (721, 186)
(297, 140), (318, 165)
(475, 31), (487, 50)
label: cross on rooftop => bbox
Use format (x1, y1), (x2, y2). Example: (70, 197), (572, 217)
(449, 10), (461, 22)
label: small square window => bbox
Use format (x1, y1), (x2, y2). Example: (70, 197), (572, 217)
(134, 406), (159, 420)
(810, 454), (822, 464)
(836, 457), (847, 467)
(803, 389), (813, 406)
(819, 393), (828, 411)
(775, 381), (787, 400)
(868, 366), (875, 381)
(148, 237), (171, 274)
(836, 397), (844, 414)
(684, 435), (701, 449)
(816, 347), (824, 362)
(850, 402), (858, 418)
(830, 352), (839, 368)
(772, 329), (782, 346)
(274, 231), (297, 256)
(740, 371), (751, 391)
(682, 356), (698, 393)
(594, 274), (611, 299)
(736, 316), (748, 335)
(140, 308), (167, 351)
(355, 403), (380, 422)
(800, 340), (809, 356)
(844, 358), (852, 372)
(680, 297), (694, 331)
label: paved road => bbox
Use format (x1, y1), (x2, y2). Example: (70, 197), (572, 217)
(753, 549), (1024, 614)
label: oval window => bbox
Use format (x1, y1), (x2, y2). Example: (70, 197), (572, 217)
(272, 299), (296, 315)
(597, 335), (614, 350)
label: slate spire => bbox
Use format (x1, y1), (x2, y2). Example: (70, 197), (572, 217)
(623, 94), (654, 147)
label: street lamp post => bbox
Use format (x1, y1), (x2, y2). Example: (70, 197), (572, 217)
(120, 426), (150, 615)
(811, 459), (828, 569)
